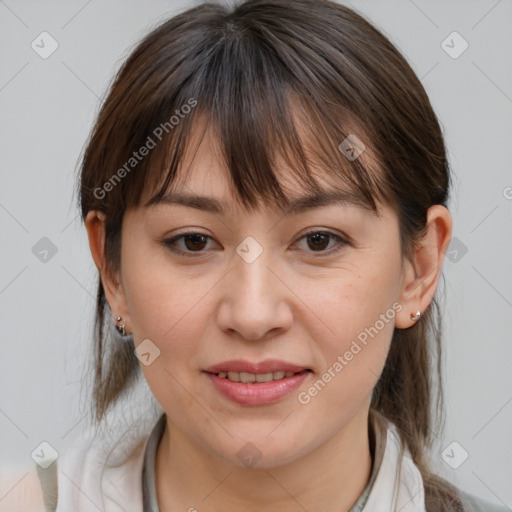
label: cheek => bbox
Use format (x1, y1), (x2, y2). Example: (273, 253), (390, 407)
(123, 258), (213, 415)
(296, 262), (401, 398)
(122, 239), (212, 342)
(295, 285), (396, 435)
(120, 246), (220, 407)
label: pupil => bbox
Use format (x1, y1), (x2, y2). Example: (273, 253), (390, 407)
(185, 234), (207, 251)
(308, 233), (329, 251)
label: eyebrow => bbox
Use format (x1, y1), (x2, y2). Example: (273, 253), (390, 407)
(149, 189), (372, 215)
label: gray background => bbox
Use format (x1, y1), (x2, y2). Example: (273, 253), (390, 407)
(1, 0), (511, 508)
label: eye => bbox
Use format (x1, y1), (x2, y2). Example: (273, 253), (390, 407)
(162, 229), (349, 258)
(293, 230), (349, 255)
(163, 232), (218, 256)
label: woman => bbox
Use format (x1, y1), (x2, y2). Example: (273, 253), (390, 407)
(8, 0), (507, 510)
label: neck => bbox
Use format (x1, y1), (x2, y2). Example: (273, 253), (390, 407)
(155, 407), (374, 512)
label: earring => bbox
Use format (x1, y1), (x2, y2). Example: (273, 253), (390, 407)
(410, 310), (421, 322)
(115, 316), (130, 336)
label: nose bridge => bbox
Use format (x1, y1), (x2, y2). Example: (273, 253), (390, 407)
(234, 243), (270, 305)
(233, 233), (273, 294)
(216, 237), (292, 340)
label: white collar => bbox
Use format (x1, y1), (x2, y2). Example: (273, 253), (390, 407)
(54, 383), (425, 512)
(363, 415), (426, 511)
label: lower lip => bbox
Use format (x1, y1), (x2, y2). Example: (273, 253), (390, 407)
(204, 370), (311, 406)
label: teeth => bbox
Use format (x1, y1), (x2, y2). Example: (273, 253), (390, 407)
(240, 372), (256, 383)
(255, 372), (274, 383)
(216, 370), (302, 382)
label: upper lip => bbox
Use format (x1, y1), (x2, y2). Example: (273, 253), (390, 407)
(204, 359), (309, 374)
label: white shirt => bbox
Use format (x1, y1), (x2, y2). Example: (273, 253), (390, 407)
(46, 405), (426, 511)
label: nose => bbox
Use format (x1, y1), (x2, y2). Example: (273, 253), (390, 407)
(215, 249), (294, 341)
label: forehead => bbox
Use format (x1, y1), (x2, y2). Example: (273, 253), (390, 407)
(141, 110), (385, 217)
(149, 148), (379, 219)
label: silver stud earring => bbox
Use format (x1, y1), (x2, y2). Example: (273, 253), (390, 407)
(410, 310), (421, 322)
(115, 316), (130, 336)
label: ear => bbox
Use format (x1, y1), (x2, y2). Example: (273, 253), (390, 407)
(85, 210), (131, 332)
(395, 205), (452, 329)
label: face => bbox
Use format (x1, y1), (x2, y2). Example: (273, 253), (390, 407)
(110, 124), (412, 468)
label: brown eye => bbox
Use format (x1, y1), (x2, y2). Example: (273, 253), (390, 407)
(163, 232), (216, 256)
(307, 232), (331, 251)
(294, 230), (349, 255)
(183, 234), (208, 251)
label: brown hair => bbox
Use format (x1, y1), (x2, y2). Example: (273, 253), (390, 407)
(78, 0), (462, 509)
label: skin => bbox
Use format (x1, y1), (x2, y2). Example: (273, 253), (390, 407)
(85, 122), (452, 512)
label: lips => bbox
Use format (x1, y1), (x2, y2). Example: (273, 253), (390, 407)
(203, 359), (312, 406)
(204, 358), (309, 375)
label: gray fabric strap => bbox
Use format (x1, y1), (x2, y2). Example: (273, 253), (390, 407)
(35, 461), (58, 512)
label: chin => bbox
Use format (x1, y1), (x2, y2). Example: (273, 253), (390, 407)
(213, 430), (314, 470)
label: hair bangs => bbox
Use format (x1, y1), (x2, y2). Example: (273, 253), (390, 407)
(136, 22), (393, 217)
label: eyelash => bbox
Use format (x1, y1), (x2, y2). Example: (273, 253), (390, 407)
(162, 230), (349, 258)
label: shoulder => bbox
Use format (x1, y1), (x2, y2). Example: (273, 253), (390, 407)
(0, 424), (148, 512)
(458, 489), (510, 512)
(0, 431), (96, 512)
(0, 464), (46, 512)
(421, 472), (510, 512)
(370, 412), (509, 512)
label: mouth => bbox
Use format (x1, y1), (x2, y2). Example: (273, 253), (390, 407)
(210, 370), (310, 383)
(203, 368), (312, 406)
